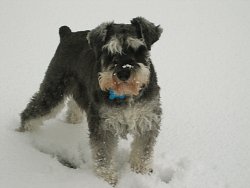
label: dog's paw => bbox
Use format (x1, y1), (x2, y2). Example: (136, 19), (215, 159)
(66, 111), (83, 124)
(130, 160), (153, 175)
(17, 119), (42, 132)
(15, 126), (26, 132)
(66, 98), (84, 124)
(95, 166), (118, 186)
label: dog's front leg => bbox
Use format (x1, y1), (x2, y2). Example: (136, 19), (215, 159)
(130, 129), (159, 174)
(89, 123), (118, 186)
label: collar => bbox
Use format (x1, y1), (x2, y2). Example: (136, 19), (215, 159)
(108, 89), (126, 100)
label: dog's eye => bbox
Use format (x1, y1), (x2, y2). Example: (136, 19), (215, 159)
(136, 45), (147, 54)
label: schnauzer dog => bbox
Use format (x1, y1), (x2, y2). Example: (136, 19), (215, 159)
(18, 17), (162, 186)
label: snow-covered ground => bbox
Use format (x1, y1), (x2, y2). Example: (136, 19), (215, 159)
(0, 0), (250, 187)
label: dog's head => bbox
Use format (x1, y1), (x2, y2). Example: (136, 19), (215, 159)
(87, 17), (162, 96)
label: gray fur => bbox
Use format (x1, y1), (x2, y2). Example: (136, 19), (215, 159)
(18, 17), (162, 186)
(99, 96), (161, 138)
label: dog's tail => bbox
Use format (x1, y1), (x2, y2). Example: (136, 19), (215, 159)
(59, 25), (71, 39)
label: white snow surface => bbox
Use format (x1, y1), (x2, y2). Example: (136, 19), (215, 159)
(0, 0), (250, 188)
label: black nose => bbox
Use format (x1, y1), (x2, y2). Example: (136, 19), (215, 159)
(116, 69), (131, 81)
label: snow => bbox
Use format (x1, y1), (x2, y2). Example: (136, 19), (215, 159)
(122, 64), (134, 69)
(0, 0), (250, 188)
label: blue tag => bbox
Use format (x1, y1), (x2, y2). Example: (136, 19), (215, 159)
(109, 89), (126, 100)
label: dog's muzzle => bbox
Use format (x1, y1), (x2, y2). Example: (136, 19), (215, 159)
(98, 62), (149, 96)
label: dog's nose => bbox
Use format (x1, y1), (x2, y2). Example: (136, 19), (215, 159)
(116, 69), (131, 81)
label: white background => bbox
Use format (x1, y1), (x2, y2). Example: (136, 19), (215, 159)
(0, 0), (249, 187)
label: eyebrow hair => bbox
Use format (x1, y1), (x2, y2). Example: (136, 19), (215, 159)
(102, 36), (123, 54)
(126, 37), (145, 50)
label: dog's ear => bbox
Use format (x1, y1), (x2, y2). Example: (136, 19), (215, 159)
(87, 22), (113, 58)
(131, 17), (162, 50)
(59, 26), (71, 39)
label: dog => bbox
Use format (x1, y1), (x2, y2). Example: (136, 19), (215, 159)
(17, 17), (162, 186)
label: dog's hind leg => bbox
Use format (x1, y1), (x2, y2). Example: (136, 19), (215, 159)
(66, 97), (84, 124)
(17, 75), (72, 132)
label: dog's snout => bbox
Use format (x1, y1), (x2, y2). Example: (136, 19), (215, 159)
(116, 69), (131, 81)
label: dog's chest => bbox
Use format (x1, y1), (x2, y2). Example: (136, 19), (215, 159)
(100, 100), (160, 137)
